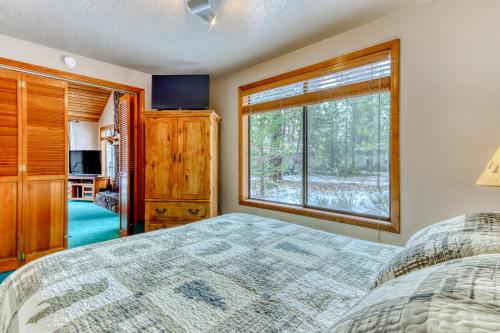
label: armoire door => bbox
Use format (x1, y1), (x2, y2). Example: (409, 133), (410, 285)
(177, 116), (211, 200)
(22, 74), (68, 263)
(144, 116), (178, 199)
(0, 69), (22, 273)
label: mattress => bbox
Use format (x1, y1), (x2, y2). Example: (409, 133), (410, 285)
(0, 213), (401, 332)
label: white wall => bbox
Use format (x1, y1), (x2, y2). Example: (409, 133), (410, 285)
(69, 121), (99, 150)
(98, 96), (115, 128)
(211, 0), (500, 246)
(0, 34), (152, 108)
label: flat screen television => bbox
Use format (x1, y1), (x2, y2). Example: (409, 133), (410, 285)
(69, 150), (101, 175)
(152, 75), (209, 110)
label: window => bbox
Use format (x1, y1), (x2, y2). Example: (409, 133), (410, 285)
(239, 40), (400, 232)
(100, 125), (118, 181)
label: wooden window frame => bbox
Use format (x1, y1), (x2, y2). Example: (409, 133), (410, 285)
(99, 124), (115, 177)
(238, 39), (400, 233)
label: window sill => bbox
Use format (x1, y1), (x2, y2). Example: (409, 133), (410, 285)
(239, 198), (400, 233)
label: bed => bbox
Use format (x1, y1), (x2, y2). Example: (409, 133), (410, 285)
(0, 213), (401, 332)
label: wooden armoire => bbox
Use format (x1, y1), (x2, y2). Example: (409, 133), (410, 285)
(0, 69), (67, 272)
(143, 110), (220, 231)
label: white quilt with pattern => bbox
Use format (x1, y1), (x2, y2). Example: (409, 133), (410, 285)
(0, 213), (401, 333)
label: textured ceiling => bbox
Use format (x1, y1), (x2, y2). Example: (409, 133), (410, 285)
(0, 0), (429, 76)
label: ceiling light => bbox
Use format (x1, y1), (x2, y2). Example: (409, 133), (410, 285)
(187, 0), (216, 25)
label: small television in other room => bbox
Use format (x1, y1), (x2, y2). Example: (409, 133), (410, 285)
(69, 150), (101, 175)
(152, 75), (209, 110)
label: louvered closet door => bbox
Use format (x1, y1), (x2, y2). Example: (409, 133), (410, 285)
(0, 69), (22, 273)
(177, 116), (211, 200)
(118, 94), (136, 235)
(144, 116), (178, 199)
(22, 75), (68, 263)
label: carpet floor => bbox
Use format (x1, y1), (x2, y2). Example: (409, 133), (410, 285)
(0, 200), (119, 284)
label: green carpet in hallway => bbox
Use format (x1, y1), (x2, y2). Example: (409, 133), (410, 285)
(67, 200), (120, 248)
(0, 200), (119, 284)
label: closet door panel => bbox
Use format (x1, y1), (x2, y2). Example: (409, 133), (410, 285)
(177, 117), (211, 200)
(24, 179), (65, 262)
(144, 117), (178, 199)
(118, 94), (132, 234)
(25, 77), (67, 176)
(0, 181), (20, 271)
(0, 69), (22, 272)
(23, 75), (67, 260)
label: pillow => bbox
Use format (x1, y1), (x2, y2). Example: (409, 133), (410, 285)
(373, 212), (500, 287)
(331, 254), (500, 332)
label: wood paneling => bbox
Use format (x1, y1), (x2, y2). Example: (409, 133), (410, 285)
(25, 76), (67, 176)
(0, 69), (20, 177)
(119, 94), (130, 234)
(68, 84), (111, 122)
(177, 117), (211, 200)
(23, 74), (68, 261)
(145, 117), (178, 199)
(0, 182), (20, 271)
(23, 180), (66, 261)
(0, 69), (21, 273)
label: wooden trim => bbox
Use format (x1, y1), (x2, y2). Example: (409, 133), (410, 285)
(242, 78), (390, 114)
(144, 110), (221, 120)
(238, 39), (400, 233)
(0, 56), (143, 93)
(388, 39), (401, 233)
(240, 199), (398, 233)
(136, 91), (146, 223)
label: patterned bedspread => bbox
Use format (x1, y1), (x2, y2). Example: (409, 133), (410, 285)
(0, 213), (401, 333)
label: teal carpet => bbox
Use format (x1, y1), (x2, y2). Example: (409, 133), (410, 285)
(67, 200), (120, 248)
(0, 200), (119, 284)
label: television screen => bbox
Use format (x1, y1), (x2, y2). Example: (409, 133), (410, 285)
(152, 75), (209, 110)
(69, 150), (101, 175)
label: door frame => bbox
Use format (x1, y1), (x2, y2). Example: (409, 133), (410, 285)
(0, 57), (146, 237)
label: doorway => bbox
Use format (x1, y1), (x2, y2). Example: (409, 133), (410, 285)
(67, 85), (121, 248)
(0, 57), (145, 278)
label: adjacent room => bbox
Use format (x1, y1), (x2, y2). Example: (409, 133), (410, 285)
(67, 85), (120, 248)
(1, 0), (500, 332)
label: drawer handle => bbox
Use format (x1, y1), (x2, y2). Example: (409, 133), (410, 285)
(155, 208), (167, 214)
(188, 208), (200, 215)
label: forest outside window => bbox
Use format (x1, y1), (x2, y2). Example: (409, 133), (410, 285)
(239, 40), (400, 232)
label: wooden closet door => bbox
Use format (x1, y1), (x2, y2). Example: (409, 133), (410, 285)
(144, 116), (178, 199)
(118, 94), (139, 235)
(0, 69), (22, 273)
(22, 75), (68, 263)
(177, 116), (211, 200)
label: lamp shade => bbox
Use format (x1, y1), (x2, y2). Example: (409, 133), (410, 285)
(476, 146), (500, 187)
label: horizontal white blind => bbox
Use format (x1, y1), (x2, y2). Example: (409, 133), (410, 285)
(243, 58), (391, 107)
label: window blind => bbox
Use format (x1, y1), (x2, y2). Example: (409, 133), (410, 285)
(242, 51), (392, 114)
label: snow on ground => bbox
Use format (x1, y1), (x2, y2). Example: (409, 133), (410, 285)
(250, 174), (390, 217)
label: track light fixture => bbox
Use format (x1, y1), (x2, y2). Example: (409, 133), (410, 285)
(187, 0), (216, 25)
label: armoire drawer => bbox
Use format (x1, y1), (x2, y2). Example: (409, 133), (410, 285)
(145, 201), (209, 221)
(145, 220), (195, 232)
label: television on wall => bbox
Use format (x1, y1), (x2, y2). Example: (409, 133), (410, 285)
(152, 75), (209, 110)
(69, 150), (101, 175)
